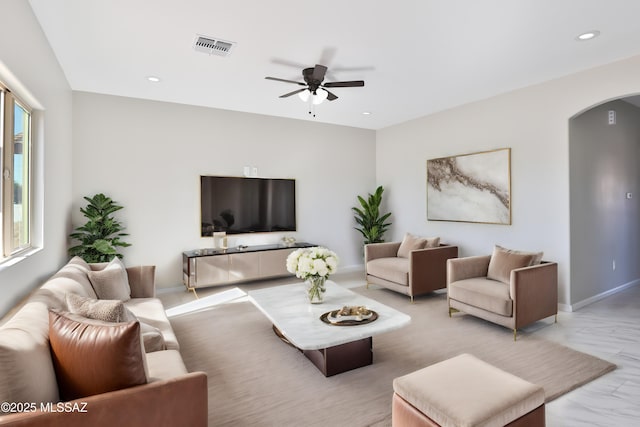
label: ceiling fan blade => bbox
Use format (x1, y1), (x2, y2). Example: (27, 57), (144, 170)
(312, 64), (328, 82)
(323, 80), (365, 88)
(325, 90), (338, 101)
(265, 76), (306, 86)
(279, 88), (308, 98)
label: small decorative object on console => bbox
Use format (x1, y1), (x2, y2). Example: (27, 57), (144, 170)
(282, 236), (297, 247)
(286, 246), (339, 304)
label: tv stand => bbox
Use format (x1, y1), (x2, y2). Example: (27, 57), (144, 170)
(182, 242), (315, 290)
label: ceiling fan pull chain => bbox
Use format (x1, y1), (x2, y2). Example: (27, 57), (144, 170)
(308, 97), (315, 117)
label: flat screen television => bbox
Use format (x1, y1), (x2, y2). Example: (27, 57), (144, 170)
(200, 176), (296, 236)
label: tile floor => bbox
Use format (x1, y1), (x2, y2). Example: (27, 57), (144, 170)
(159, 271), (640, 427)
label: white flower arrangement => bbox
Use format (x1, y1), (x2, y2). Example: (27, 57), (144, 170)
(286, 246), (339, 281)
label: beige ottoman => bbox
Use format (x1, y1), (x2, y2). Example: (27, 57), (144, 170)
(392, 354), (545, 427)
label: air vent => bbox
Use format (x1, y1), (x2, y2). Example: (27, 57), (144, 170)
(193, 35), (236, 57)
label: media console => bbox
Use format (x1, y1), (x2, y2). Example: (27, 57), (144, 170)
(182, 242), (315, 290)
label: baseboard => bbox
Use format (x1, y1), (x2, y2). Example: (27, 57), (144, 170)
(566, 278), (640, 312)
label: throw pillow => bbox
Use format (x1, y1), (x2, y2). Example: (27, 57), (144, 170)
(487, 245), (539, 284)
(123, 308), (167, 353)
(140, 322), (167, 353)
(66, 293), (128, 322)
(424, 237), (441, 248)
(397, 233), (427, 258)
(48, 310), (148, 401)
(88, 257), (131, 301)
(0, 324), (60, 404)
(494, 245), (544, 266)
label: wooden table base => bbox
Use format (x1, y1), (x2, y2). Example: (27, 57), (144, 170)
(273, 325), (373, 377)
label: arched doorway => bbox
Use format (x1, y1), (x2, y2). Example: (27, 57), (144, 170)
(569, 95), (640, 308)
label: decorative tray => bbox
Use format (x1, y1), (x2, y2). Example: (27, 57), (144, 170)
(320, 306), (378, 326)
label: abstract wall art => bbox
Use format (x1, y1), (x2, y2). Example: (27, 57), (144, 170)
(427, 148), (511, 224)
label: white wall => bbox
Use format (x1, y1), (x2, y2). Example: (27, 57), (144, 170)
(376, 55), (640, 308)
(570, 100), (640, 304)
(0, 1), (72, 317)
(72, 92), (375, 289)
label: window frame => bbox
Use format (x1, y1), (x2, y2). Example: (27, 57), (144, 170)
(1, 81), (33, 259)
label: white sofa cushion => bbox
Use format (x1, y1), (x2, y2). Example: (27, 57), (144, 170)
(88, 257), (131, 301)
(48, 256), (98, 299)
(448, 277), (513, 317)
(125, 298), (180, 351)
(366, 257), (409, 286)
(145, 350), (189, 382)
(0, 301), (60, 404)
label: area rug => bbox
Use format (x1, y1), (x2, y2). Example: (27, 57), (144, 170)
(169, 285), (616, 426)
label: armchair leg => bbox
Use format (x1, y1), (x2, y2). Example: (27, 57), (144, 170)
(555, 314), (558, 323)
(366, 281), (369, 289)
(513, 329), (517, 341)
(448, 307), (458, 317)
(410, 295), (414, 303)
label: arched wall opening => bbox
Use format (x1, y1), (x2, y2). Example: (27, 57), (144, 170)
(569, 94), (640, 309)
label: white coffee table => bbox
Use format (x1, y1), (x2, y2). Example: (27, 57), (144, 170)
(248, 280), (411, 376)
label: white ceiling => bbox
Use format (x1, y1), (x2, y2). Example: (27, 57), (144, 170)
(28, 0), (640, 130)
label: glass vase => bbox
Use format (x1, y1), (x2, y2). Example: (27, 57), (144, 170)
(306, 276), (326, 304)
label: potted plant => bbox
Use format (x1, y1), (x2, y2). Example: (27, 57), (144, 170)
(68, 193), (131, 262)
(352, 185), (392, 244)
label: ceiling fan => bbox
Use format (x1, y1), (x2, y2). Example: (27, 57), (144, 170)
(265, 64), (364, 107)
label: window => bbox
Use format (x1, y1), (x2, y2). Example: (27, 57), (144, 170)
(1, 81), (32, 258)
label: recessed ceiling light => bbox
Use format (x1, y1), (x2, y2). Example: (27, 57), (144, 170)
(576, 30), (600, 41)
(362, 111), (371, 115)
(146, 76), (161, 83)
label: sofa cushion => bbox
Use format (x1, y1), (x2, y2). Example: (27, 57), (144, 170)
(487, 245), (540, 284)
(125, 298), (180, 351)
(66, 293), (129, 323)
(494, 245), (544, 265)
(0, 302), (60, 404)
(140, 322), (167, 353)
(124, 307), (167, 353)
(397, 233), (426, 258)
(424, 237), (441, 249)
(145, 350), (189, 382)
(49, 256), (98, 299)
(366, 257), (409, 286)
(49, 310), (148, 401)
(40, 257), (102, 309)
(88, 257), (131, 301)
(448, 278), (513, 317)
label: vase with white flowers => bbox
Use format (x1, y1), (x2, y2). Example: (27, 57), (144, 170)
(286, 246), (339, 304)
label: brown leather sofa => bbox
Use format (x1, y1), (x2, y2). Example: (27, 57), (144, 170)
(0, 257), (207, 426)
(447, 246), (558, 340)
(365, 235), (458, 301)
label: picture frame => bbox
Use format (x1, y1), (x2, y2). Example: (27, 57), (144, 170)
(427, 148), (511, 224)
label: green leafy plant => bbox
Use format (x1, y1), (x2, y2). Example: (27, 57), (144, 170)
(68, 193), (131, 262)
(352, 186), (392, 244)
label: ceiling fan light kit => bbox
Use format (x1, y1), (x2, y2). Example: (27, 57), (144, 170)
(265, 64), (364, 116)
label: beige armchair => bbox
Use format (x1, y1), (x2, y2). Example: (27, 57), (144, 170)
(365, 234), (458, 301)
(447, 246), (558, 340)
